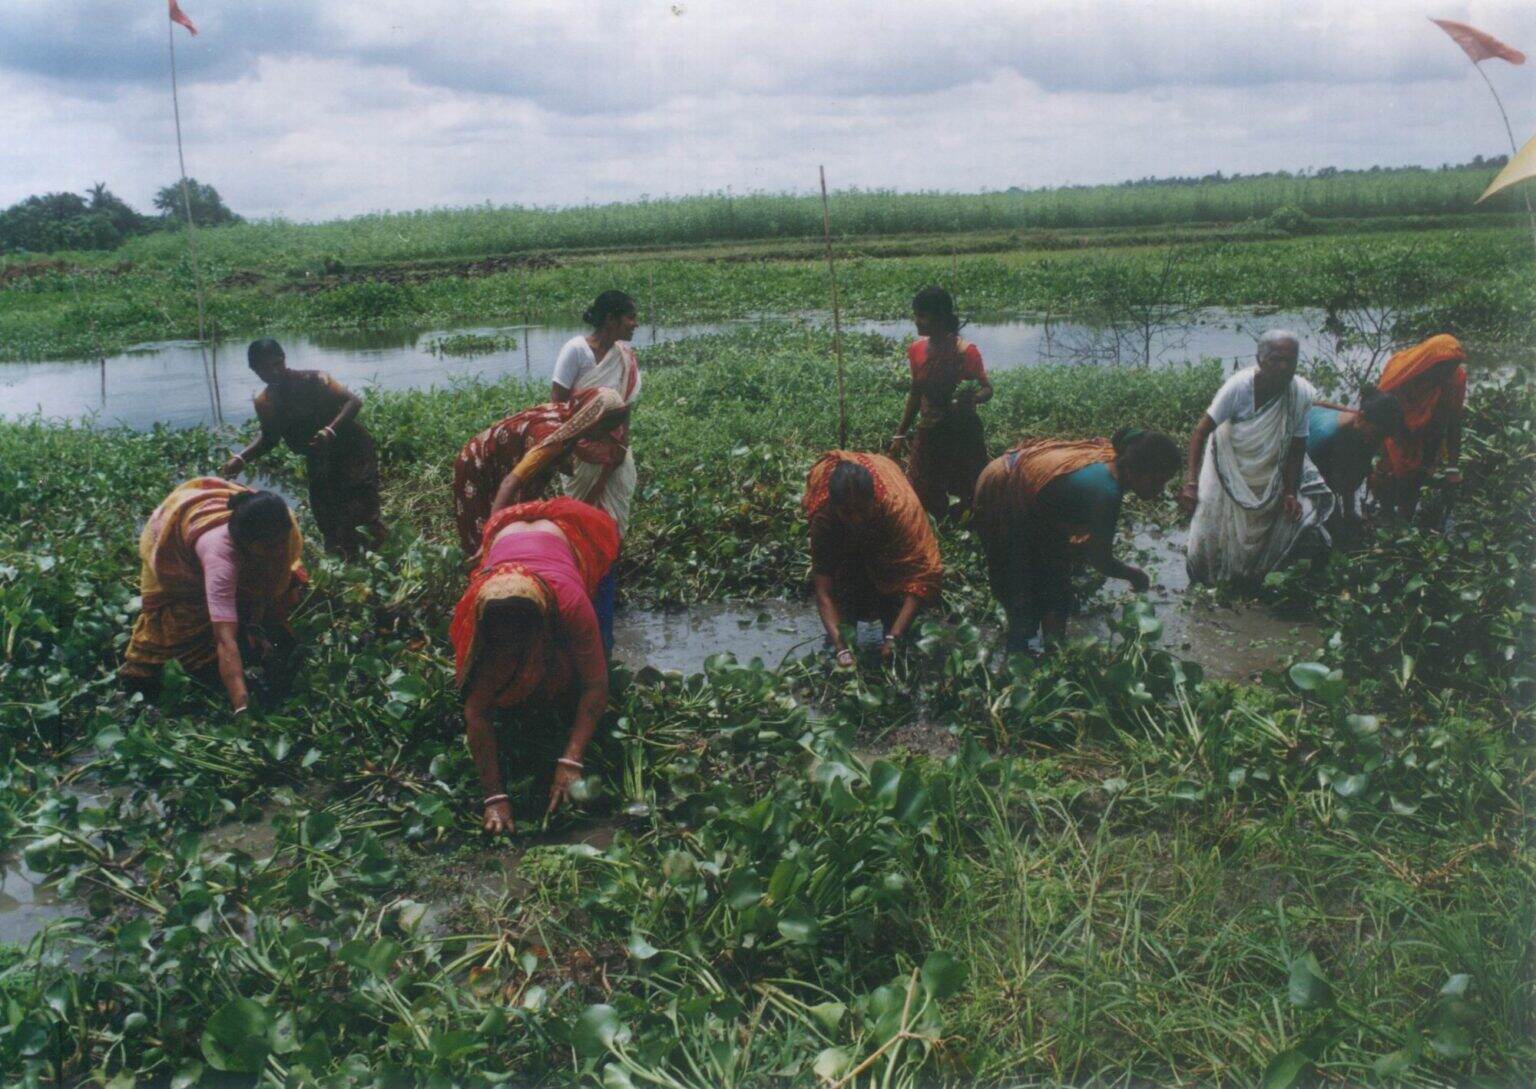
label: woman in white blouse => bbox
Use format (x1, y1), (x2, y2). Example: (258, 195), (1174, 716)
(550, 290), (643, 644)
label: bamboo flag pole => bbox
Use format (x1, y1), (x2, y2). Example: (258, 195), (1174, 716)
(1430, 18), (1536, 254)
(1469, 60), (1536, 253)
(166, 6), (221, 422)
(519, 265), (531, 376)
(819, 166), (849, 449)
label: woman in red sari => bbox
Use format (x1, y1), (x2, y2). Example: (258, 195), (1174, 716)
(451, 498), (619, 837)
(888, 287), (993, 519)
(1369, 334), (1467, 517)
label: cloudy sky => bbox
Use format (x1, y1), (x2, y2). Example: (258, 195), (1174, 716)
(3, 1), (1533, 221)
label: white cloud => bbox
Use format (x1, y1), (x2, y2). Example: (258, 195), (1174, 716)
(2, 0), (1533, 219)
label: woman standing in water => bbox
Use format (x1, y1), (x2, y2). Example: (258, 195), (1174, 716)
(889, 287), (993, 520)
(550, 291), (643, 633)
(550, 291), (643, 535)
(221, 339), (387, 559)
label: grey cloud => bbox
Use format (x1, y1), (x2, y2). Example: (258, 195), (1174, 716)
(7, 0), (1532, 116)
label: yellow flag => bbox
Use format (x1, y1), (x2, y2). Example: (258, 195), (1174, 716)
(1479, 132), (1536, 201)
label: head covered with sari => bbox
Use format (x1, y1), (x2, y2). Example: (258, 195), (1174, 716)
(804, 451), (943, 602)
(449, 497), (619, 701)
(1376, 334), (1467, 480)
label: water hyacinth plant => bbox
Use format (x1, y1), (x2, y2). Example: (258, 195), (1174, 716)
(0, 328), (1530, 1086)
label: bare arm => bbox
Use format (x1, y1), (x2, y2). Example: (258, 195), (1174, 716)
(1283, 437), (1304, 496)
(1083, 537), (1149, 591)
(880, 593), (923, 661)
(211, 621), (249, 711)
(967, 373), (994, 406)
(326, 390), (362, 434)
(548, 674), (609, 816)
(223, 432), (277, 476)
(889, 391), (920, 456)
(1444, 411), (1463, 478)
(1179, 414), (1216, 515)
(813, 573), (848, 658)
(551, 382), (572, 404)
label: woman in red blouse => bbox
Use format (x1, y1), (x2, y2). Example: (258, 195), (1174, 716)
(888, 287), (993, 519)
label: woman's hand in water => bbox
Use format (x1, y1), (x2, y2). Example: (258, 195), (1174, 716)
(547, 762), (582, 816)
(483, 800), (515, 837)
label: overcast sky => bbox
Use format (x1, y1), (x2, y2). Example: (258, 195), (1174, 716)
(3, 1), (1533, 221)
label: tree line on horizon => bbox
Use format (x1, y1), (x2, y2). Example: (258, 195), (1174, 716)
(0, 179), (240, 257)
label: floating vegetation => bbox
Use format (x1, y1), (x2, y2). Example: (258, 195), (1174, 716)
(0, 329), (1530, 1085)
(426, 331), (520, 357)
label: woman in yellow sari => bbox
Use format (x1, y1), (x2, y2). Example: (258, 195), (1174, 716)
(120, 478), (305, 713)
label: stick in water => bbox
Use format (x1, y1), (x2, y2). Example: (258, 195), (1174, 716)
(166, 10), (220, 423)
(819, 166), (849, 449)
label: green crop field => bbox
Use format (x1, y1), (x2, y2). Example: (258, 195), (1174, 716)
(15, 163), (1516, 271)
(2, 225), (1533, 361)
(1, 327), (1532, 1086)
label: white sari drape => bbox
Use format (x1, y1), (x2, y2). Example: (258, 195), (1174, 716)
(1186, 381), (1334, 584)
(561, 342), (642, 536)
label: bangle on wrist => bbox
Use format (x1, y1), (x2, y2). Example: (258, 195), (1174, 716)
(233, 704), (248, 716)
(483, 793), (510, 808)
(229, 453), (245, 467)
(556, 757), (583, 772)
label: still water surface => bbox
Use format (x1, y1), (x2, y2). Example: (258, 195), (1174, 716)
(2, 310), (1321, 431)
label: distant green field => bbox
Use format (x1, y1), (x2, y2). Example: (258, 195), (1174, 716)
(6, 164), (1515, 275)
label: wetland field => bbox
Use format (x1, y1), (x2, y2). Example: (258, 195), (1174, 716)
(0, 197), (1533, 1086)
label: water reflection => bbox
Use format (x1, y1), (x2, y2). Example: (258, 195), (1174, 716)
(1, 310), (1331, 432)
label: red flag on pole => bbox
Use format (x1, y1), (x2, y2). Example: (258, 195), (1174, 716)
(1430, 18), (1524, 65)
(168, 0), (198, 37)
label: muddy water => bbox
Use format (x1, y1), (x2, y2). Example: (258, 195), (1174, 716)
(0, 857), (73, 946)
(612, 599), (827, 674)
(1098, 525), (1323, 682)
(1, 309), (1324, 431)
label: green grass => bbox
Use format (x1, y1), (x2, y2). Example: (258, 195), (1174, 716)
(2, 225), (1532, 360)
(0, 329), (1530, 1086)
(11, 164), (1518, 272)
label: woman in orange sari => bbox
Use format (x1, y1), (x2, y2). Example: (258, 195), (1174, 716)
(1369, 334), (1467, 517)
(120, 478), (305, 713)
(803, 452), (943, 667)
(451, 497), (619, 837)
(973, 428), (1179, 652)
(452, 387), (628, 557)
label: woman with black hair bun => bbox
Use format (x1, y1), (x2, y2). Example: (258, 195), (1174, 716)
(121, 479), (306, 714)
(549, 291), (643, 533)
(888, 286), (993, 519)
(973, 427), (1180, 652)
(548, 290), (643, 635)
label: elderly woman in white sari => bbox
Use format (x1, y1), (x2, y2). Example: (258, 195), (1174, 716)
(551, 290), (644, 537)
(1179, 330), (1334, 584)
